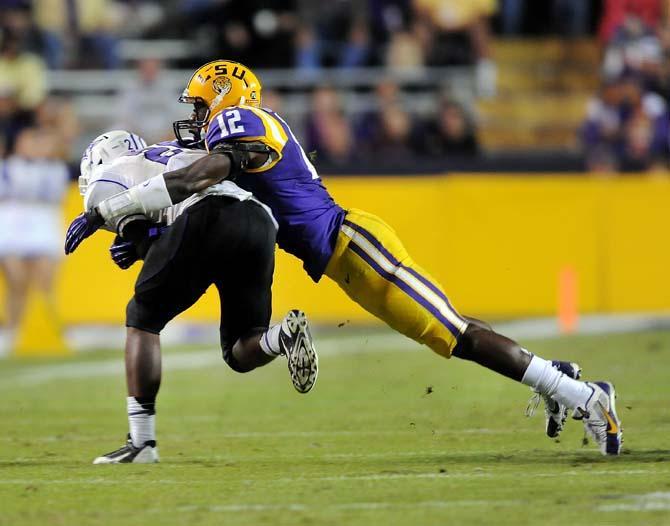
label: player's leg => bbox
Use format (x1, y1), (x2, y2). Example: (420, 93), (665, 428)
(92, 327), (162, 464)
(223, 307), (318, 394)
(325, 210), (468, 357)
(94, 216), (212, 464)
(213, 200), (318, 393)
(326, 209), (621, 454)
(125, 327), (161, 404)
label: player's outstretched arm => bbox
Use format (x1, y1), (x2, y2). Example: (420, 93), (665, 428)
(64, 147), (259, 255)
(162, 146), (268, 202)
(162, 152), (233, 203)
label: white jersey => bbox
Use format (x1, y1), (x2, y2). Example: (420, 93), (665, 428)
(0, 156), (69, 258)
(84, 141), (275, 232)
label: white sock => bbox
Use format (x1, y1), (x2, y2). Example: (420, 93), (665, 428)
(259, 322), (284, 357)
(127, 397), (156, 447)
(521, 354), (593, 409)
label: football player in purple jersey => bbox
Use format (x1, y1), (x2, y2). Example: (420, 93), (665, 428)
(66, 62), (623, 455)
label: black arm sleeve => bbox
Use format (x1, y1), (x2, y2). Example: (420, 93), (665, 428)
(210, 143), (248, 181)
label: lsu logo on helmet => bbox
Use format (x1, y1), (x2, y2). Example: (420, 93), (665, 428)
(173, 60), (262, 147)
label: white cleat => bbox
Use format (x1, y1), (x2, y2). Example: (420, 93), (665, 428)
(93, 435), (159, 464)
(279, 310), (318, 393)
(574, 382), (623, 456)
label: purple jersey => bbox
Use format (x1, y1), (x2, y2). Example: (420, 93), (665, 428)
(206, 106), (345, 282)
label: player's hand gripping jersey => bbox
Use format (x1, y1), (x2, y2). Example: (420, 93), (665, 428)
(205, 105), (345, 281)
(85, 140), (273, 232)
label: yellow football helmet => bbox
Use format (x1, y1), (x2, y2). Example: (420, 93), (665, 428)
(173, 60), (262, 147)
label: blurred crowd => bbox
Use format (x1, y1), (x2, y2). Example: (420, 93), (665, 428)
(1, 0), (669, 170)
(304, 83), (478, 165)
(0, 0), (501, 166)
(3, 0), (504, 71)
(581, 0), (670, 172)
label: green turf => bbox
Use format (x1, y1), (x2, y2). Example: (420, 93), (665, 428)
(0, 328), (669, 525)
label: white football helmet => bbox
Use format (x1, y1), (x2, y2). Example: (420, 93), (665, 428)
(79, 130), (147, 195)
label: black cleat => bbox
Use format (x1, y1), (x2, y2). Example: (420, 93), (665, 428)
(92, 434), (159, 464)
(279, 310), (318, 393)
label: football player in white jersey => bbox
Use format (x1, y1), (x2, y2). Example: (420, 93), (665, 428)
(71, 130), (318, 464)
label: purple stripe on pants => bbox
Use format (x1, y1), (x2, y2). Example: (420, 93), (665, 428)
(347, 240), (462, 339)
(343, 219), (466, 328)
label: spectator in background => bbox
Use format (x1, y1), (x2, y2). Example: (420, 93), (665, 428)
(261, 89), (284, 114)
(355, 80), (402, 144)
(412, 0), (497, 97)
(368, 0), (412, 46)
(115, 57), (178, 143)
(359, 101), (418, 162)
(420, 98), (479, 157)
(0, 26), (47, 113)
(355, 80), (415, 160)
(500, 0), (592, 36)
(582, 81), (622, 164)
(0, 127), (69, 336)
(602, 14), (663, 82)
(1, 2), (44, 54)
(552, 0), (593, 37)
(654, 23), (670, 102)
(34, 96), (80, 160)
(188, 0), (297, 69)
(499, 0), (525, 35)
(581, 76), (670, 171)
(385, 27), (425, 71)
(33, 0), (120, 69)
(0, 87), (33, 157)
(618, 76), (670, 169)
(305, 86), (352, 164)
(599, 0), (662, 44)
(295, 0), (370, 70)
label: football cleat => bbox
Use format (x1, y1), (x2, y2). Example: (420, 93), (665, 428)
(573, 381), (623, 456)
(279, 309), (318, 394)
(526, 360), (582, 438)
(92, 434), (159, 464)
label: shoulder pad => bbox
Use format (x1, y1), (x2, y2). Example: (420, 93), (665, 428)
(206, 106), (288, 155)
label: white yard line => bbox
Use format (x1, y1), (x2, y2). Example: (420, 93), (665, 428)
(0, 469), (663, 486)
(598, 492), (670, 512)
(0, 333), (419, 388)
(0, 429), (515, 443)
(173, 499), (526, 513)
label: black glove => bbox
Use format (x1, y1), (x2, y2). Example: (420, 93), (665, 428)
(109, 237), (138, 269)
(109, 226), (166, 269)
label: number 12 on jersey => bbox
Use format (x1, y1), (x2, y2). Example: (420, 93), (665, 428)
(216, 110), (245, 137)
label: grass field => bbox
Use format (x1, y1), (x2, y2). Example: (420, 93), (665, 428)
(0, 327), (669, 525)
